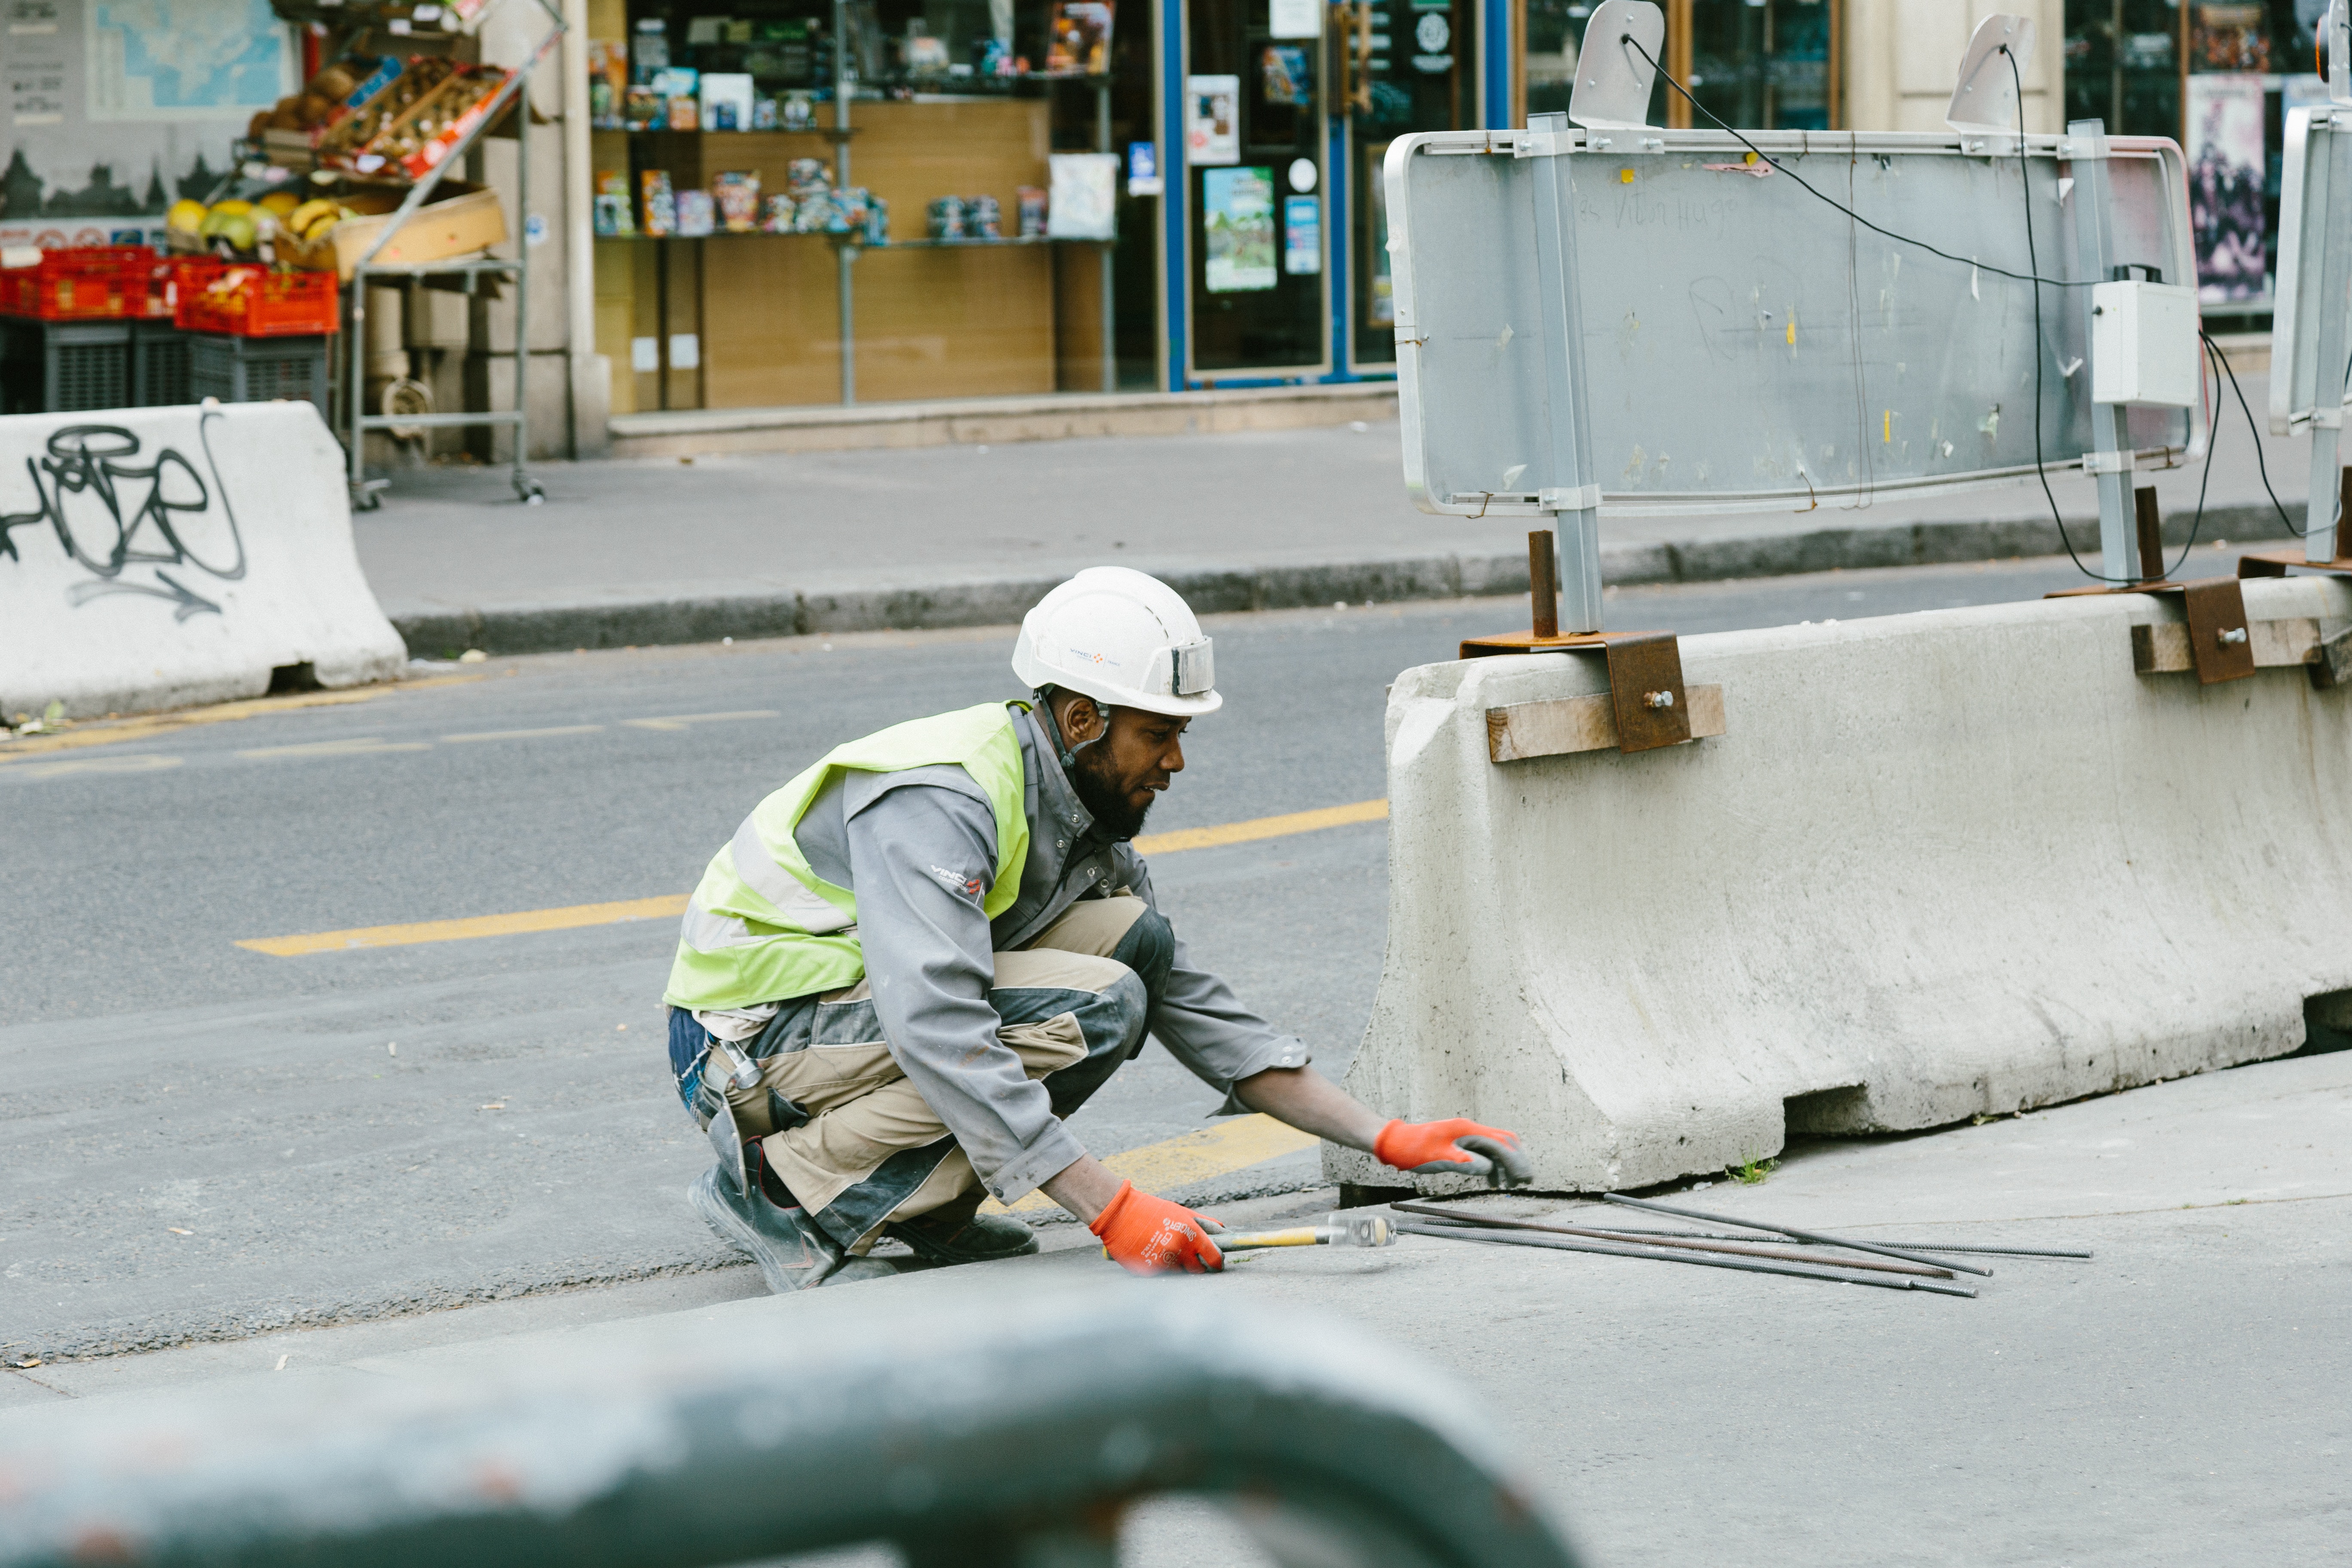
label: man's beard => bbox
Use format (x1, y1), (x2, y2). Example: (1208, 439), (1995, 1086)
(1071, 748), (1155, 841)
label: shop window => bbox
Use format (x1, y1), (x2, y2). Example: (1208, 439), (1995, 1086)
(1521, 0), (1834, 130)
(1341, 0), (1479, 367)
(2065, 0), (2330, 318)
(588, 0), (1159, 412)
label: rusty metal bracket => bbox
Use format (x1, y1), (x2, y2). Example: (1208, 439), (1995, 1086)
(2238, 470), (2352, 580)
(2047, 486), (2255, 684)
(1460, 531), (1694, 753)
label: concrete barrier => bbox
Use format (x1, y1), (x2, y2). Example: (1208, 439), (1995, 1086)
(0, 402), (404, 720)
(1326, 575), (2352, 1194)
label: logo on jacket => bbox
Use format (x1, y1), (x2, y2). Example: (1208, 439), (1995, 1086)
(930, 865), (984, 899)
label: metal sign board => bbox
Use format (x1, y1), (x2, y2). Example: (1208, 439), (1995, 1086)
(1389, 127), (2199, 523)
(2268, 106), (2352, 437)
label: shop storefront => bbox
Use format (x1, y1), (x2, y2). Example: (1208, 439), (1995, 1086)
(583, 0), (1504, 413)
(2063, 0), (2332, 322)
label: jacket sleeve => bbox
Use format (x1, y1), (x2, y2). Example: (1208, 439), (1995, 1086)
(845, 781), (1089, 1203)
(1113, 846), (1311, 1108)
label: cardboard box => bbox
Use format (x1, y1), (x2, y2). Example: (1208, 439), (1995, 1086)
(288, 186), (508, 280)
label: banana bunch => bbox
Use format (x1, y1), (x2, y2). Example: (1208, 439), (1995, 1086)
(287, 198), (353, 241)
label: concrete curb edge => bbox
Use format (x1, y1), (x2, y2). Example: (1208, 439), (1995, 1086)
(386, 502), (2295, 657)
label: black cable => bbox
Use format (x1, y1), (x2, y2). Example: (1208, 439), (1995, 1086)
(2203, 331), (2315, 538)
(2003, 43), (2108, 580)
(1618, 32), (2089, 291)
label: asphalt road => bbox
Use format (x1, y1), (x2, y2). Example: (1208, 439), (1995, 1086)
(0, 551), (2256, 1358)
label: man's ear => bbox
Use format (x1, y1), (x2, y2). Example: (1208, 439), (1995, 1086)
(1056, 692), (1106, 743)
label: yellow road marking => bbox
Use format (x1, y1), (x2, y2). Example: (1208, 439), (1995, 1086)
(0, 753), (184, 783)
(0, 677), (484, 763)
(1132, 797), (1387, 854)
(237, 894), (691, 957)
(442, 725), (606, 743)
(238, 796), (1389, 956)
(979, 1115), (1321, 1216)
(237, 737), (434, 761)
(621, 710), (780, 731)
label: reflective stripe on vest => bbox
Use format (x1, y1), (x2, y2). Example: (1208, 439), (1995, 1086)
(662, 702), (1031, 1011)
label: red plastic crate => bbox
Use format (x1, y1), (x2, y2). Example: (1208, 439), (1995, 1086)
(0, 246), (153, 320)
(143, 255), (227, 320)
(174, 266), (339, 337)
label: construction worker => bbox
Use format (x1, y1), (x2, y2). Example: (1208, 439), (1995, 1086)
(664, 566), (1531, 1290)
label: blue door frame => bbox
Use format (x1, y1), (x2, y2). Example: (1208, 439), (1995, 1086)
(1155, 0), (1514, 392)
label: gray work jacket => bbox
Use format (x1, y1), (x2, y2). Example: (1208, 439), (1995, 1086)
(785, 703), (1307, 1203)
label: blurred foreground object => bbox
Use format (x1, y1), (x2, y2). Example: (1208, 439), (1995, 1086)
(0, 1282), (1579, 1568)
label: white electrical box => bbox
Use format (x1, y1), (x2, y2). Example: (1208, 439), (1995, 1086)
(2090, 279), (2199, 407)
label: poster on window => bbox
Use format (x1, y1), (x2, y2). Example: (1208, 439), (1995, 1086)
(2186, 72), (2268, 302)
(1185, 74), (1239, 166)
(1283, 193), (1320, 274)
(1202, 165), (1274, 292)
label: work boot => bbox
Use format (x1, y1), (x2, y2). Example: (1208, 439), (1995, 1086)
(884, 1193), (1040, 1265)
(688, 1164), (844, 1293)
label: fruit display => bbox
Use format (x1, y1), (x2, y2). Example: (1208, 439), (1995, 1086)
(247, 57), (391, 141)
(166, 193), (358, 265)
(316, 57), (457, 161)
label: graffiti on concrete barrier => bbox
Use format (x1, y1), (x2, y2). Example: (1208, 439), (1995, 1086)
(0, 414), (247, 621)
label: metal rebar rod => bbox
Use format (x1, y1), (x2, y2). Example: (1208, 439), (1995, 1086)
(1552, 1225), (2092, 1259)
(1393, 1222), (1978, 1298)
(1391, 1202), (1953, 1279)
(1601, 1193), (1994, 1278)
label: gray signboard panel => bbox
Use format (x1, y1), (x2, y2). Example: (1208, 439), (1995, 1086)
(1390, 128), (2198, 519)
(2268, 106), (2352, 436)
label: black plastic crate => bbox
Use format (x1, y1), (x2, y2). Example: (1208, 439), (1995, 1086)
(132, 319), (192, 407)
(187, 331), (330, 411)
(0, 318), (132, 414)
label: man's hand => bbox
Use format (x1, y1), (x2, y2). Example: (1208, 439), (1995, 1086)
(1088, 1180), (1226, 1274)
(1375, 1118), (1535, 1188)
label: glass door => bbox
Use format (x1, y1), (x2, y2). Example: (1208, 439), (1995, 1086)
(1185, 0), (1331, 377)
(1342, 0), (1476, 368)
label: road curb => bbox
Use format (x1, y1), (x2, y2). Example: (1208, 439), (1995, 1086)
(384, 501), (2296, 657)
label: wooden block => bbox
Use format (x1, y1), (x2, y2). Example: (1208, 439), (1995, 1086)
(1487, 684), (1726, 763)
(2130, 618), (2319, 674)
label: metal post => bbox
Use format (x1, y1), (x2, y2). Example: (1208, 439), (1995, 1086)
(2301, 111), (2349, 560)
(834, 0), (856, 406)
(2067, 117), (2139, 582)
(512, 77), (534, 501)
(1098, 75), (1117, 393)
(1524, 111), (1605, 634)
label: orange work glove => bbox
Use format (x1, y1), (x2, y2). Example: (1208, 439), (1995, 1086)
(1088, 1180), (1226, 1274)
(1375, 1118), (1535, 1188)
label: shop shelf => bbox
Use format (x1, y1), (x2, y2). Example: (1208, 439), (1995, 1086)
(0, 246), (153, 321)
(187, 331), (331, 410)
(0, 318), (132, 413)
(176, 267), (340, 337)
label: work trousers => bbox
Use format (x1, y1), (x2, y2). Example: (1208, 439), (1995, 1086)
(676, 895), (1171, 1253)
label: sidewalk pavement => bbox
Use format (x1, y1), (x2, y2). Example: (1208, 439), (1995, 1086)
(361, 375), (2330, 656)
(9, 1047), (2346, 1566)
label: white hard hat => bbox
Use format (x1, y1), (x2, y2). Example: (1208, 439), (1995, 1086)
(1012, 567), (1222, 717)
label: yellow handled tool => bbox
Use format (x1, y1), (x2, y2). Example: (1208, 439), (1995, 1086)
(1216, 1212), (1395, 1251)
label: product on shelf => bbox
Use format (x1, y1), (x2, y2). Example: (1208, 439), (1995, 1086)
(640, 170), (677, 237)
(753, 96), (779, 129)
(967, 194), (1003, 239)
(713, 172), (762, 233)
(1017, 185), (1047, 238)
(594, 171), (637, 236)
(701, 73), (753, 131)
(675, 188), (716, 238)
(864, 195), (890, 245)
(927, 195), (967, 240)
(587, 40), (628, 127)
(760, 194), (797, 233)
(1044, 0), (1115, 74)
(623, 85), (663, 129)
